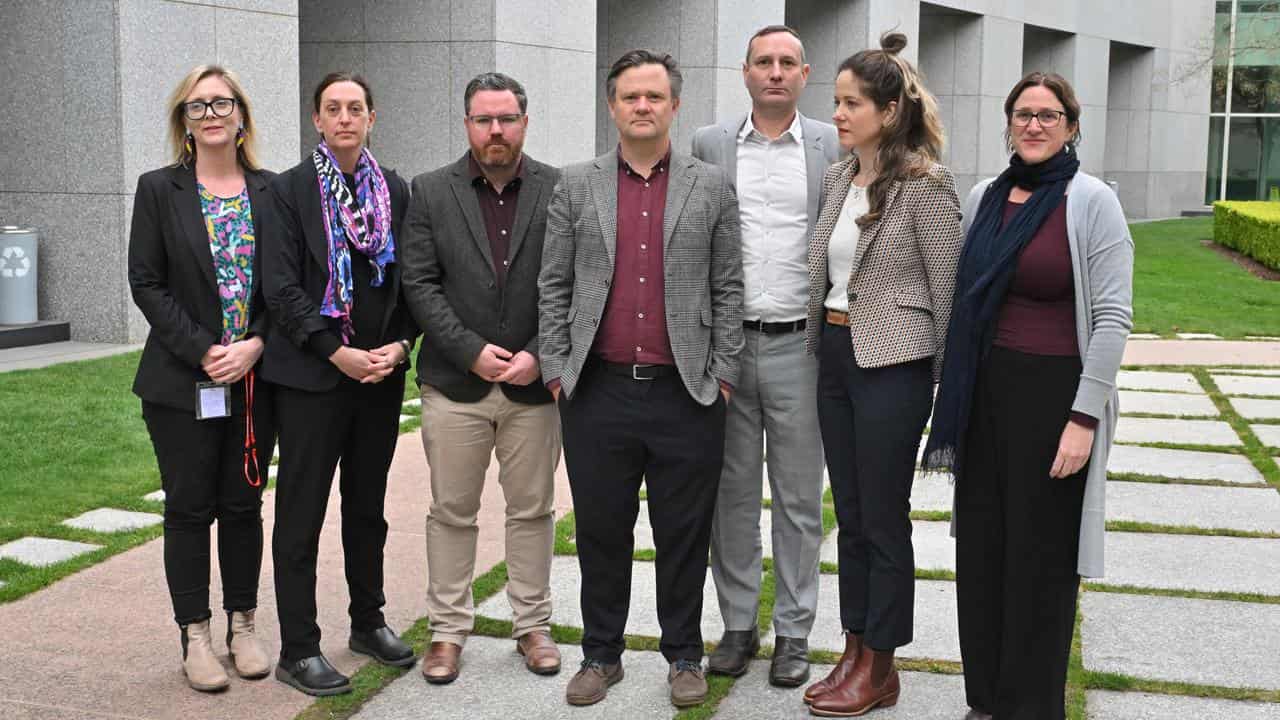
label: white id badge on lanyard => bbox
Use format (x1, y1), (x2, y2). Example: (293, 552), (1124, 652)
(195, 382), (231, 420)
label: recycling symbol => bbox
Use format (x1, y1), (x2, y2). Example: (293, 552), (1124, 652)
(0, 246), (31, 278)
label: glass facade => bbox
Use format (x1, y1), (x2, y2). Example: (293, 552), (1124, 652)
(1206, 0), (1280, 201)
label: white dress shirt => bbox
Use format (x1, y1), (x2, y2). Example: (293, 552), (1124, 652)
(736, 113), (810, 322)
(825, 185), (870, 312)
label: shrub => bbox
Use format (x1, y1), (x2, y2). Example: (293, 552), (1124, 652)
(1214, 201), (1280, 272)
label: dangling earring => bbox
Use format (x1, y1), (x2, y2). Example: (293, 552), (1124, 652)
(184, 132), (194, 155)
(236, 124), (245, 148)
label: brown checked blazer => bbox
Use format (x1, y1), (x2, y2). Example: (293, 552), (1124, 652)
(805, 155), (963, 381)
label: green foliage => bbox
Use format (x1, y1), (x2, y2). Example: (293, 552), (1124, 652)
(1214, 201), (1280, 272)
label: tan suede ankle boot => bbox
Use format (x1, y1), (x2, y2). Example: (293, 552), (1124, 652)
(227, 610), (271, 679)
(181, 620), (230, 692)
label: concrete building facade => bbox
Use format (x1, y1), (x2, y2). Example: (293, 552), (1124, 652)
(2, 0), (1215, 343)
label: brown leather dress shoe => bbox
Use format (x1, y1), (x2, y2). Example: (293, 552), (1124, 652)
(808, 644), (899, 717)
(804, 632), (861, 704)
(566, 658), (623, 706)
(516, 631), (562, 675)
(421, 641), (462, 685)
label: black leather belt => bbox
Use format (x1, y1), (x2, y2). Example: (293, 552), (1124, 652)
(596, 359), (678, 380)
(743, 318), (807, 334)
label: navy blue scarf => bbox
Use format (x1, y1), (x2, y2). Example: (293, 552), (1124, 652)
(922, 146), (1080, 475)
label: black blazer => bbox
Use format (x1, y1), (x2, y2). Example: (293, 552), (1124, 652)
(259, 158), (417, 392)
(128, 165), (275, 413)
(401, 153), (559, 404)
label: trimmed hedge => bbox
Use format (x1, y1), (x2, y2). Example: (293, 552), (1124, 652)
(1214, 201), (1280, 272)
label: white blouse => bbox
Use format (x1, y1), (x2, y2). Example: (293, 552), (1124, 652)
(824, 184), (870, 312)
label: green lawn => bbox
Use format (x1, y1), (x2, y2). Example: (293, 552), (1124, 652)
(1132, 217), (1280, 338)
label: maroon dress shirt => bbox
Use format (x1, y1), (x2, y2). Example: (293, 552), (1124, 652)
(592, 150), (675, 366)
(469, 154), (523, 287)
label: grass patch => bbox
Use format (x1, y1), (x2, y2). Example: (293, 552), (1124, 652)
(1105, 520), (1280, 539)
(1106, 472), (1269, 489)
(1084, 581), (1280, 605)
(1129, 217), (1280, 338)
(1067, 605), (1086, 720)
(1083, 670), (1280, 704)
(1192, 370), (1280, 493)
(911, 510), (952, 522)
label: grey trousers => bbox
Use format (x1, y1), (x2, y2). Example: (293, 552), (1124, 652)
(710, 327), (825, 638)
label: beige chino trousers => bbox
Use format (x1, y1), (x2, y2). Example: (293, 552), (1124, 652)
(421, 383), (560, 646)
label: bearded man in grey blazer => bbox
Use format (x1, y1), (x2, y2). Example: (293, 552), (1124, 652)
(691, 25), (840, 688)
(539, 50), (743, 709)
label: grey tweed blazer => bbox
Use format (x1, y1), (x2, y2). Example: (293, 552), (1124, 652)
(805, 156), (963, 381)
(538, 149), (745, 406)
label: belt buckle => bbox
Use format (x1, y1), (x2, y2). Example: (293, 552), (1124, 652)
(632, 364), (654, 381)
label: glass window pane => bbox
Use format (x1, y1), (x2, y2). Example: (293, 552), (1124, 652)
(1231, 1), (1280, 112)
(1206, 117), (1226, 203)
(1212, 1), (1232, 112)
(1226, 117), (1280, 200)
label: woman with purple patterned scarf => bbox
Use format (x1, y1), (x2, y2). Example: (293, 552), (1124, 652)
(259, 72), (419, 697)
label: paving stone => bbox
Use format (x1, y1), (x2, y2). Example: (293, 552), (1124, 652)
(1127, 333), (1161, 339)
(808, 574), (960, 662)
(1099, 532), (1280, 595)
(0, 537), (102, 567)
(1088, 690), (1280, 720)
(638, 504), (773, 559)
(61, 508), (162, 533)
(1244, 336), (1280, 342)
(715, 659), (965, 719)
(402, 397), (421, 409)
(1116, 371), (1201, 393)
(909, 472), (953, 513)
(1114, 417), (1240, 446)
(1175, 332), (1221, 340)
(269, 464), (279, 480)
(1081, 592), (1280, 690)
(399, 414), (413, 424)
(1106, 480), (1280, 533)
(142, 489), (165, 503)
(1107, 445), (1265, 484)
(1212, 374), (1280, 397)
(820, 521), (953, 573)
(1251, 424), (1280, 447)
(477, 557), (726, 643)
(1118, 390), (1217, 416)
(1217, 368), (1280, 376)
(349, 635), (676, 720)
(1230, 397), (1280, 420)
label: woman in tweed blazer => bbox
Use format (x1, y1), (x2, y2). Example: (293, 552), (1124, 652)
(802, 33), (962, 717)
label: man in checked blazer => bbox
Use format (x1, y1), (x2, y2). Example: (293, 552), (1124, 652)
(538, 50), (744, 709)
(691, 25), (840, 688)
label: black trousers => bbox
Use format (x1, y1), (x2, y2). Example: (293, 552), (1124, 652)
(272, 373), (404, 662)
(559, 361), (726, 664)
(142, 387), (275, 626)
(956, 346), (1086, 720)
(817, 322), (933, 650)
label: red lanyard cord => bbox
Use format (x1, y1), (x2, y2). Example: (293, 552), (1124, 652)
(242, 370), (262, 488)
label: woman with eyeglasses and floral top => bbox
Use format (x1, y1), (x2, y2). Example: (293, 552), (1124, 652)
(259, 72), (419, 697)
(922, 72), (1133, 720)
(128, 64), (277, 693)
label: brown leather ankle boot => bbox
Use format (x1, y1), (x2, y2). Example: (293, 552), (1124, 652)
(808, 644), (899, 717)
(803, 632), (862, 704)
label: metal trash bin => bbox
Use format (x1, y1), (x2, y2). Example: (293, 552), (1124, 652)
(0, 225), (38, 324)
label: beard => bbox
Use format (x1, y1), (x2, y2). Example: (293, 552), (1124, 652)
(479, 141), (520, 168)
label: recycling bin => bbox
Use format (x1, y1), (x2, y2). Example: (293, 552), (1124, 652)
(0, 225), (38, 324)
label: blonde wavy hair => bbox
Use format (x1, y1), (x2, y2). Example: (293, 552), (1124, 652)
(837, 32), (945, 229)
(166, 64), (261, 170)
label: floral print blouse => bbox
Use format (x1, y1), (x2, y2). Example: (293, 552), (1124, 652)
(198, 183), (255, 344)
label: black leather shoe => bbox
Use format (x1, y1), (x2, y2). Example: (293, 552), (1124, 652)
(707, 628), (760, 677)
(275, 655), (352, 696)
(769, 636), (810, 687)
(350, 626), (416, 667)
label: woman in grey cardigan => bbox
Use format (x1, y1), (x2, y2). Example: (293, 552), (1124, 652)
(922, 72), (1132, 720)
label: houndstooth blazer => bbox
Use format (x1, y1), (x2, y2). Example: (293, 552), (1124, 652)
(538, 150), (745, 406)
(805, 155), (963, 381)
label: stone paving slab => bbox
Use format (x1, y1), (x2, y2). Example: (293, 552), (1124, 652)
(910, 472), (953, 513)
(1107, 445), (1265, 484)
(1081, 592), (1280, 690)
(808, 575), (960, 662)
(1251, 424), (1280, 447)
(637, 505), (773, 559)
(1213, 374), (1280, 397)
(0, 538), (101, 567)
(1114, 417), (1240, 446)
(477, 557), (726, 644)
(1118, 390), (1218, 416)
(1116, 371), (1201, 393)
(399, 414), (413, 424)
(1218, 368), (1280, 376)
(1127, 333), (1161, 339)
(349, 636), (678, 720)
(1100, 532), (1280, 595)
(1230, 397), (1280, 419)
(820, 521), (953, 573)
(142, 489), (165, 503)
(1087, 690), (1280, 719)
(1106, 480), (1280, 533)
(714, 660), (965, 719)
(61, 508), (162, 533)
(402, 397), (421, 409)
(1123, 340), (1280, 367)
(1176, 332), (1221, 340)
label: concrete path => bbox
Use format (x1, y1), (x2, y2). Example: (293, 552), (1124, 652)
(0, 341), (142, 372)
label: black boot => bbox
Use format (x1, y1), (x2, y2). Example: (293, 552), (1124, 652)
(275, 655), (352, 696)
(769, 636), (810, 687)
(350, 625), (416, 667)
(707, 628), (760, 677)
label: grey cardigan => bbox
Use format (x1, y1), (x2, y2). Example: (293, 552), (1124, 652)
(956, 171), (1134, 578)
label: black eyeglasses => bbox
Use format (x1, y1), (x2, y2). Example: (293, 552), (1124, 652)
(1011, 109), (1066, 128)
(183, 97), (237, 121)
(467, 114), (524, 128)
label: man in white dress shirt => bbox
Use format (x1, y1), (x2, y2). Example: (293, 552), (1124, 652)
(691, 25), (840, 687)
